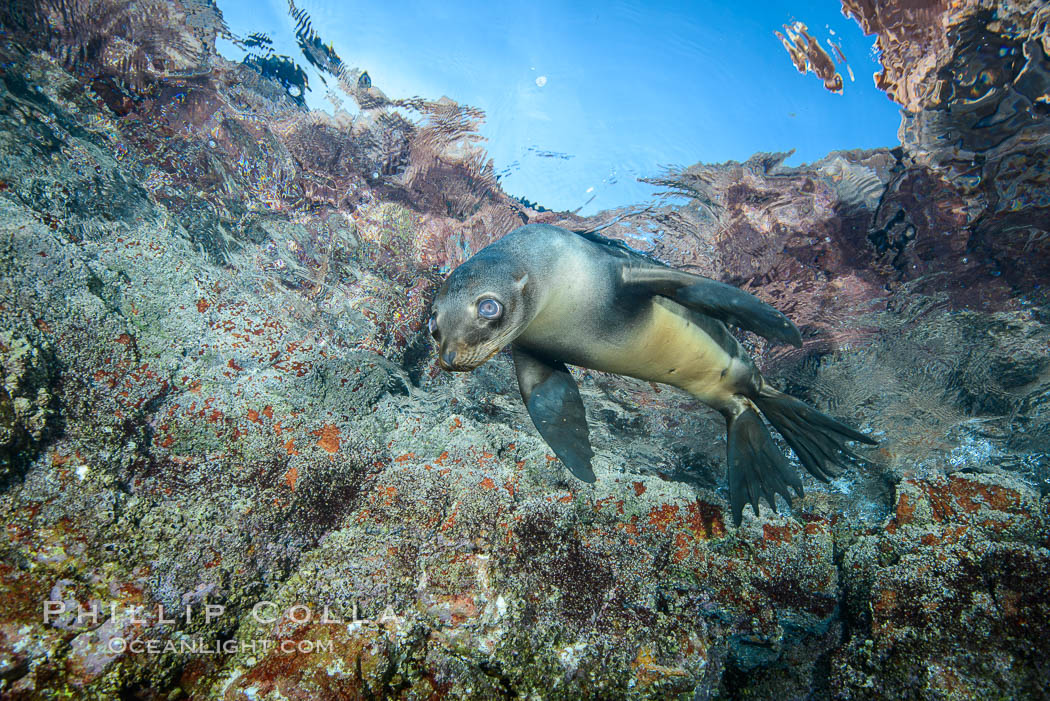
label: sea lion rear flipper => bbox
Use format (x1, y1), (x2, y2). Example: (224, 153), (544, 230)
(622, 267), (803, 347)
(512, 345), (596, 482)
(725, 403), (805, 527)
(753, 386), (876, 482)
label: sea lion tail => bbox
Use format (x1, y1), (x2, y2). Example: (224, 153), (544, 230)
(752, 386), (876, 487)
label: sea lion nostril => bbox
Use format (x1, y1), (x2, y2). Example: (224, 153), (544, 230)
(442, 350), (457, 367)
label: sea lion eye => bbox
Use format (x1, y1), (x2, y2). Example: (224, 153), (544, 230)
(477, 299), (502, 320)
(428, 316), (439, 339)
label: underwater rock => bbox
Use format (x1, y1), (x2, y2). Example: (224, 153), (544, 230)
(207, 407), (843, 699)
(0, 330), (55, 482)
(833, 472), (1050, 698)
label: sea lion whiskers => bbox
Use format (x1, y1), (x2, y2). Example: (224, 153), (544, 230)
(441, 340), (507, 372)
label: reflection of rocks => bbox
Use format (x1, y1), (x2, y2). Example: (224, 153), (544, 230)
(620, 150), (900, 353)
(843, 0), (1050, 117)
(776, 21), (845, 94)
(566, 1), (1050, 331)
(849, 0), (1050, 301)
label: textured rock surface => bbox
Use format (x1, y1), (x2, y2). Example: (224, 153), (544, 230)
(0, 0), (1047, 699)
(833, 473), (1050, 698)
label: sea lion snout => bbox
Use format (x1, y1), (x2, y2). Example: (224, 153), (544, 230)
(434, 338), (463, 371)
(433, 328), (492, 371)
(436, 340), (502, 371)
(439, 348), (473, 372)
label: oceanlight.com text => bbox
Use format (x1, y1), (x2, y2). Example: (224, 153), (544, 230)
(107, 637), (334, 656)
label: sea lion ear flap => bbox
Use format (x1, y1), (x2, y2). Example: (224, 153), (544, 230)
(514, 272), (529, 292)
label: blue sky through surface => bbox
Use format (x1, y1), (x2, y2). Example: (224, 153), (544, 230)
(217, 0), (902, 215)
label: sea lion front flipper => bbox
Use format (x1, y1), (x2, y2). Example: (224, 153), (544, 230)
(622, 267), (803, 347)
(512, 345), (596, 482)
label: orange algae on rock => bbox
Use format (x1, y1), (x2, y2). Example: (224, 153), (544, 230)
(312, 424), (341, 453)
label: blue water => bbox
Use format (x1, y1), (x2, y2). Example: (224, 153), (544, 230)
(217, 0), (900, 213)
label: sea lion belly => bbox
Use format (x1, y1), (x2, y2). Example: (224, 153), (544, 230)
(578, 298), (745, 408)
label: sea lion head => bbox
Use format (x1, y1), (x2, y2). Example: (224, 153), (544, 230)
(428, 255), (532, 372)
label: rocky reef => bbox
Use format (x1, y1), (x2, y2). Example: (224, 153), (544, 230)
(0, 0), (1047, 698)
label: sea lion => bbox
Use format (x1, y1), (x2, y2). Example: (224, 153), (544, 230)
(428, 223), (874, 525)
